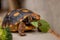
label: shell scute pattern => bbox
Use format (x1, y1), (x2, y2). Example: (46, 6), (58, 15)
(6, 9), (33, 24)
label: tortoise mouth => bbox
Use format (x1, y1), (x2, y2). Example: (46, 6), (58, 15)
(22, 16), (39, 26)
(23, 21), (32, 26)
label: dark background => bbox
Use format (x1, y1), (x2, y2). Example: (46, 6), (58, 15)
(0, 0), (25, 12)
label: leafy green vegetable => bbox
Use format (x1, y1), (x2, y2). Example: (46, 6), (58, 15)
(31, 19), (50, 32)
(31, 21), (38, 27)
(0, 26), (12, 40)
(38, 19), (50, 32)
(5, 26), (12, 40)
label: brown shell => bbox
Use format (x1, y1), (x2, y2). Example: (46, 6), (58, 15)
(3, 9), (40, 25)
(6, 9), (33, 24)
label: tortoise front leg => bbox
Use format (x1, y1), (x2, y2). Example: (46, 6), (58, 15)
(18, 22), (26, 36)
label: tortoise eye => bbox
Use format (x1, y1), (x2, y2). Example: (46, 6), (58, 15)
(13, 12), (20, 17)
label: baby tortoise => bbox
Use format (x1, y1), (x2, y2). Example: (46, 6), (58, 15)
(2, 9), (40, 36)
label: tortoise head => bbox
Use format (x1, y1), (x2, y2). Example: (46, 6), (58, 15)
(31, 13), (40, 21)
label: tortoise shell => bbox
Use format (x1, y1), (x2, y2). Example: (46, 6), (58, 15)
(2, 9), (40, 32)
(3, 9), (40, 25)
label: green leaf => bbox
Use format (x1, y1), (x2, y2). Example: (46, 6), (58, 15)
(31, 21), (38, 27)
(0, 25), (12, 40)
(38, 19), (50, 32)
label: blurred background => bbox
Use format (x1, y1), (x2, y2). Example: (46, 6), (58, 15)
(0, 0), (60, 37)
(0, 0), (25, 11)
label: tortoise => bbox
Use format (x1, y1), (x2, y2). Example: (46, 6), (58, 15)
(2, 9), (40, 36)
